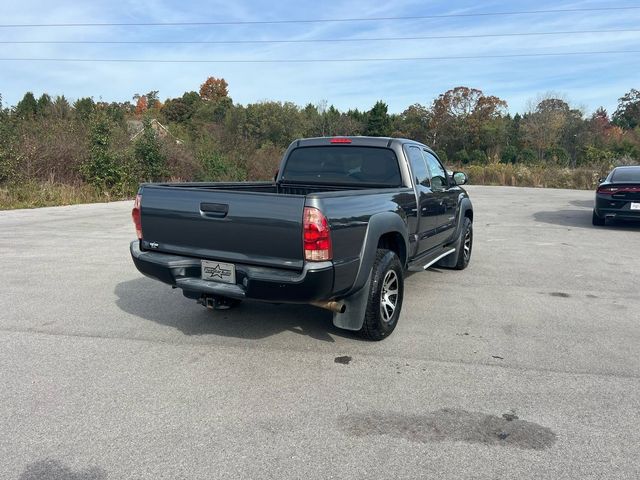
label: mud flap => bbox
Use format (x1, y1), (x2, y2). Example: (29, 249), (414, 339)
(332, 272), (372, 331)
(436, 231), (462, 268)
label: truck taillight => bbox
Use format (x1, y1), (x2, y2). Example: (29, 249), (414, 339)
(303, 207), (332, 261)
(132, 194), (142, 240)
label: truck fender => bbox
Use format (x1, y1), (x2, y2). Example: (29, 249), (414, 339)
(346, 211), (409, 296)
(437, 197), (473, 268)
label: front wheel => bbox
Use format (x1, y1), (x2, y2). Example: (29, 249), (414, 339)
(453, 217), (473, 270)
(358, 249), (404, 341)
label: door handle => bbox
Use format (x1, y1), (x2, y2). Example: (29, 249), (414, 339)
(200, 202), (228, 218)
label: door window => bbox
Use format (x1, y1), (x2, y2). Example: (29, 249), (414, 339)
(405, 146), (430, 188)
(423, 151), (448, 190)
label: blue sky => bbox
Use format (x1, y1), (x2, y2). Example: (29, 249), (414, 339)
(1, 0), (639, 115)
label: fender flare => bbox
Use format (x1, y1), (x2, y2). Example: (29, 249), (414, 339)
(451, 196), (473, 241)
(346, 211), (409, 296)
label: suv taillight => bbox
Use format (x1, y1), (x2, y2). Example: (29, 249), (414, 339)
(303, 207), (332, 261)
(132, 194), (142, 240)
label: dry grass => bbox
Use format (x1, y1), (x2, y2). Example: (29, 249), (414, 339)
(0, 181), (131, 210)
(0, 164), (608, 210)
(462, 164), (605, 190)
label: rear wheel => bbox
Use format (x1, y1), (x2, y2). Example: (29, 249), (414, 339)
(592, 210), (606, 226)
(358, 249), (404, 341)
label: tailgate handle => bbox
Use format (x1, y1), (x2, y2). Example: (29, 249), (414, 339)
(200, 202), (229, 218)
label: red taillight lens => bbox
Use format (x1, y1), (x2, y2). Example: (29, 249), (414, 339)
(598, 185), (640, 194)
(597, 186), (618, 195)
(303, 207), (332, 261)
(330, 137), (352, 144)
(132, 194), (142, 240)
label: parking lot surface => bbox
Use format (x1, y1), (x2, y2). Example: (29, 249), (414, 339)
(1, 185), (639, 479)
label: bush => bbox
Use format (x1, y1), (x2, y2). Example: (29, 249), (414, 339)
(246, 142), (285, 180)
(518, 148), (537, 164)
(469, 149), (488, 165)
(454, 149), (470, 164)
(500, 145), (518, 164)
(545, 146), (570, 165)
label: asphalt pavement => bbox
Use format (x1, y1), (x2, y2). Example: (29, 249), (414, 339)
(1, 185), (639, 479)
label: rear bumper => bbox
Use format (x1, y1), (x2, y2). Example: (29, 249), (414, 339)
(130, 241), (335, 303)
(595, 196), (640, 221)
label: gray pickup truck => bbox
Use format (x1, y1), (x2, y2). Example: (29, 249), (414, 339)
(130, 136), (473, 340)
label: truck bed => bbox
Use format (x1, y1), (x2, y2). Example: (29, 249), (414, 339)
(138, 181), (403, 272)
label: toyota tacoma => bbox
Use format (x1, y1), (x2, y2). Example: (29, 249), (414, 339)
(130, 136), (473, 340)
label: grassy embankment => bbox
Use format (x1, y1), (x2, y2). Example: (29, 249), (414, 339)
(0, 165), (607, 210)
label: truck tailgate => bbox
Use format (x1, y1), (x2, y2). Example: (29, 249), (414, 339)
(140, 185), (306, 270)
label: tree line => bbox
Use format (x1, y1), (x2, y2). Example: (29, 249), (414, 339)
(0, 78), (639, 197)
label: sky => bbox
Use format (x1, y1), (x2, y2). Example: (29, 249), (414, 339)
(1, 0), (639, 115)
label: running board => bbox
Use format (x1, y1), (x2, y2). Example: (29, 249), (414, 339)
(407, 248), (456, 271)
(421, 248), (456, 270)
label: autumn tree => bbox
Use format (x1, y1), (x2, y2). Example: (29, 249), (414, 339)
(430, 86), (507, 160)
(521, 96), (573, 162)
(134, 96), (148, 115)
(199, 77), (229, 102)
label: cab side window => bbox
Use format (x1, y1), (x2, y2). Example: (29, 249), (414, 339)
(423, 151), (448, 190)
(405, 146), (430, 188)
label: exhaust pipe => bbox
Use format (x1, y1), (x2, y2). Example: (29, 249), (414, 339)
(310, 300), (346, 314)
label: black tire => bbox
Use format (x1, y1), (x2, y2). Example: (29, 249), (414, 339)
(358, 249), (404, 341)
(592, 210), (606, 226)
(454, 217), (473, 270)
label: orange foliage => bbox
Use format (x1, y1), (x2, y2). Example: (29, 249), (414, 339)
(199, 77), (229, 101)
(135, 96), (148, 115)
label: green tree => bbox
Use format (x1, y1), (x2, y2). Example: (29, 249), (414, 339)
(36, 94), (52, 116)
(82, 113), (121, 188)
(134, 119), (166, 181)
(15, 92), (37, 118)
(73, 97), (95, 121)
(366, 100), (391, 136)
(612, 89), (640, 130)
(399, 104), (431, 143)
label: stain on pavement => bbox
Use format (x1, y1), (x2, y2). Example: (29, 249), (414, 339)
(19, 459), (106, 480)
(339, 409), (557, 450)
(334, 355), (352, 365)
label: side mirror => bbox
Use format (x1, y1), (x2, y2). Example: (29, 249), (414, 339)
(453, 172), (468, 185)
(598, 177), (605, 183)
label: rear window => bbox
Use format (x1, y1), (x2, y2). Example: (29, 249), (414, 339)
(281, 146), (402, 187)
(611, 167), (640, 183)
